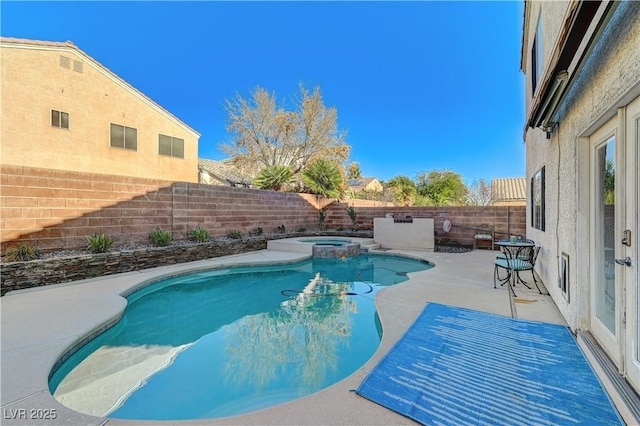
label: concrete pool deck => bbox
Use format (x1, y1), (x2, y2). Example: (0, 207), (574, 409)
(0, 247), (628, 425)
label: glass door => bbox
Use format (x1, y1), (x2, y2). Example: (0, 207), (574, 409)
(590, 97), (640, 392)
(590, 117), (619, 363)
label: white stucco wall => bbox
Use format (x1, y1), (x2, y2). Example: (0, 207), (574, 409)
(524, 1), (640, 330)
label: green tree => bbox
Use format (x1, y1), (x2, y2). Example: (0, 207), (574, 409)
(387, 176), (417, 206)
(416, 170), (468, 206)
(347, 162), (362, 179)
(222, 85), (350, 177)
(604, 158), (615, 205)
(302, 159), (344, 199)
(254, 165), (294, 190)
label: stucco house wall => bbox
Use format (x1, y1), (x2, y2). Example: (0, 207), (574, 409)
(523, 2), (640, 331)
(0, 38), (200, 183)
(522, 1), (570, 112)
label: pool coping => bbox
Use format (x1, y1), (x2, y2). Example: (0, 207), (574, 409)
(266, 236), (376, 254)
(1, 248), (569, 425)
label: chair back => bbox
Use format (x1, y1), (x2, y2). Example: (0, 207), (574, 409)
(529, 246), (540, 265)
(504, 245), (538, 270)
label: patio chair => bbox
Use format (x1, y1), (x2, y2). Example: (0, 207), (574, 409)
(494, 245), (542, 296)
(473, 224), (495, 250)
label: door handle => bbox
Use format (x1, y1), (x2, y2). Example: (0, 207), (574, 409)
(615, 257), (632, 267)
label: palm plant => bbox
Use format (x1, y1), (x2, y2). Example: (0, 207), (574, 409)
(387, 176), (417, 206)
(302, 159), (343, 199)
(254, 165), (294, 191)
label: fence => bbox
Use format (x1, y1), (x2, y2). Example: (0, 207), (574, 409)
(1, 165), (526, 252)
(325, 202), (526, 247)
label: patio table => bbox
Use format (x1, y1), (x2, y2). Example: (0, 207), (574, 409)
(495, 239), (535, 295)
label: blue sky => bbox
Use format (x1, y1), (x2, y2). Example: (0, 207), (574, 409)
(1, 1), (526, 184)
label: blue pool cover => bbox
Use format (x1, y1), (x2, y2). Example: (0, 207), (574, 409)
(357, 303), (623, 426)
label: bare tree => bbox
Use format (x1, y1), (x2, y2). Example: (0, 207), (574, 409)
(466, 178), (493, 206)
(221, 85), (350, 177)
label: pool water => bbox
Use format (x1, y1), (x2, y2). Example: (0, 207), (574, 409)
(49, 254), (432, 420)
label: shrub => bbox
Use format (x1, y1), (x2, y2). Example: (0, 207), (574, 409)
(318, 208), (327, 230)
(249, 227), (263, 236)
(296, 226), (307, 233)
(227, 229), (243, 239)
(4, 244), (40, 262)
(149, 228), (173, 247)
(276, 224), (286, 234)
(347, 205), (358, 231)
(86, 233), (113, 253)
(190, 226), (210, 243)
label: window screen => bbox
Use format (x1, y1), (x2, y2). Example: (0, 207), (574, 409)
(158, 134), (185, 158)
(51, 110), (70, 129)
(110, 123), (137, 151)
(531, 166), (545, 231)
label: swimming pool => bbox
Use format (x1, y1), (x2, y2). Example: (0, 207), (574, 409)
(49, 254), (432, 420)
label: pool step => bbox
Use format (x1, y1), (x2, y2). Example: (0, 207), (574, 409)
(360, 239), (381, 251)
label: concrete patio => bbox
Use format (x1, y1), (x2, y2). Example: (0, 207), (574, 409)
(0, 248), (628, 425)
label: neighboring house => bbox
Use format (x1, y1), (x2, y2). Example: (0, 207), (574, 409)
(347, 178), (383, 193)
(198, 158), (253, 187)
(491, 178), (526, 206)
(0, 37), (200, 182)
(522, 0), (640, 406)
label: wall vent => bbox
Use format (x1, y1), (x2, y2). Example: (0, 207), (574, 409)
(59, 55), (71, 69)
(73, 60), (83, 73)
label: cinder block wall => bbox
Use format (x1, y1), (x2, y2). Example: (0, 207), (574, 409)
(327, 203), (526, 247)
(1, 165), (527, 252)
(1, 165), (320, 251)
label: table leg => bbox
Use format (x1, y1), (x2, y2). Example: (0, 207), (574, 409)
(509, 266), (517, 297)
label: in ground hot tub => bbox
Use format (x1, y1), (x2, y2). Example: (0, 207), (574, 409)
(299, 238), (361, 258)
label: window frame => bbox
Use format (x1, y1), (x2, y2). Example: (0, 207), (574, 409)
(51, 109), (70, 129)
(531, 15), (543, 94)
(110, 123), (138, 151)
(531, 166), (546, 231)
(158, 134), (185, 159)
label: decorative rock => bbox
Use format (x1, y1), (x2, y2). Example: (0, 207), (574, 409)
(1, 231), (373, 294)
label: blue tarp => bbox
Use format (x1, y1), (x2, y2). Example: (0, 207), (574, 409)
(357, 303), (623, 425)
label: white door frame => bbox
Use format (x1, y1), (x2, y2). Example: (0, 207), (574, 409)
(585, 96), (640, 393)
(623, 96), (640, 393)
(589, 115), (621, 364)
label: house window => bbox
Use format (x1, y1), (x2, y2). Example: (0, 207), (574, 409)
(531, 166), (545, 230)
(158, 134), (184, 159)
(51, 110), (69, 129)
(531, 16), (543, 94)
(560, 252), (570, 302)
(110, 123), (137, 151)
